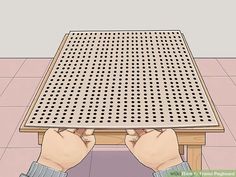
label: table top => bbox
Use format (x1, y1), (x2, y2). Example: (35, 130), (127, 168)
(20, 30), (224, 132)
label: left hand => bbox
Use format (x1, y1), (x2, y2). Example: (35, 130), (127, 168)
(37, 128), (95, 172)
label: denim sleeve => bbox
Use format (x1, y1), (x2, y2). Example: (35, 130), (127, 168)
(20, 161), (67, 177)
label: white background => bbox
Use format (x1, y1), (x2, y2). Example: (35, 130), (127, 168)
(0, 0), (235, 57)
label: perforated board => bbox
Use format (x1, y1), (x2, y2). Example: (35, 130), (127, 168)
(25, 30), (219, 128)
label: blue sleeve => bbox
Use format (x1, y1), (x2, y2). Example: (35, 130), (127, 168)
(20, 161), (67, 177)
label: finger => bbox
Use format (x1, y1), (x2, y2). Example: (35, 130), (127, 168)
(59, 129), (85, 138)
(84, 129), (94, 136)
(48, 128), (59, 132)
(164, 128), (176, 132)
(135, 129), (146, 136)
(66, 128), (76, 133)
(144, 129), (155, 133)
(125, 135), (137, 153)
(82, 135), (95, 142)
(47, 128), (61, 136)
(163, 129), (176, 135)
(127, 129), (146, 137)
(126, 129), (137, 135)
(74, 129), (86, 137)
(82, 135), (95, 150)
(159, 129), (175, 135)
(145, 129), (164, 133)
(46, 128), (63, 138)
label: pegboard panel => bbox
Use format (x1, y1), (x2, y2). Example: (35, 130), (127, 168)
(25, 30), (219, 128)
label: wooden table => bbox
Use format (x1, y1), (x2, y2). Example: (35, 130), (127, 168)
(20, 33), (224, 171)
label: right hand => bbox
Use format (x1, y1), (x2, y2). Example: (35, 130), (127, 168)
(125, 129), (183, 172)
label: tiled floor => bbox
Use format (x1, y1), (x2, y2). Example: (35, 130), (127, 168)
(203, 147), (236, 169)
(218, 59), (236, 76)
(0, 58), (236, 177)
(0, 78), (11, 95)
(0, 148), (41, 177)
(203, 77), (236, 106)
(0, 78), (42, 106)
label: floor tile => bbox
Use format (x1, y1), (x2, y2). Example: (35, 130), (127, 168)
(8, 123), (39, 148)
(205, 107), (236, 147)
(15, 59), (51, 78)
(231, 77), (236, 85)
(0, 148), (5, 159)
(202, 155), (209, 170)
(205, 118), (236, 146)
(90, 150), (153, 177)
(203, 77), (236, 106)
(218, 59), (236, 76)
(0, 148), (40, 177)
(203, 147), (236, 169)
(0, 107), (27, 147)
(0, 78), (11, 95)
(0, 78), (42, 106)
(67, 152), (92, 177)
(217, 106), (236, 140)
(0, 59), (25, 77)
(195, 59), (227, 77)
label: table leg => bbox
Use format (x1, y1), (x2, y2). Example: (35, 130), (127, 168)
(187, 145), (202, 170)
(179, 145), (184, 155)
(38, 132), (44, 145)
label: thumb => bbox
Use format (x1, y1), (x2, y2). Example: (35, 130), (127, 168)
(144, 129), (162, 137)
(144, 129), (155, 133)
(46, 128), (60, 136)
(48, 128), (59, 132)
(126, 129), (146, 137)
(126, 129), (137, 135)
(74, 129), (86, 136)
(125, 135), (138, 153)
(135, 129), (146, 136)
(82, 135), (96, 151)
(84, 129), (94, 136)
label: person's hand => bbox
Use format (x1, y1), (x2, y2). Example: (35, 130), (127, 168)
(37, 128), (95, 172)
(125, 129), (182, 172)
